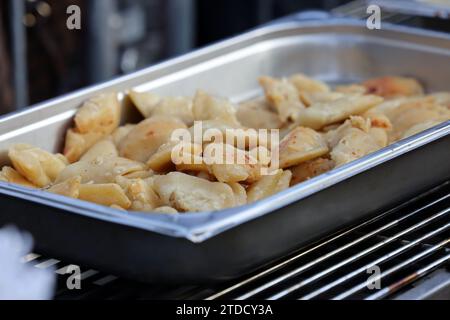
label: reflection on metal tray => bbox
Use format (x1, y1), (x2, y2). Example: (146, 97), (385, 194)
(0, 18), (449, 283)
(370, 0), (450, 19)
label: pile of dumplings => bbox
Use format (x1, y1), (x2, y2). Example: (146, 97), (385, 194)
(1, 74), (449, 213)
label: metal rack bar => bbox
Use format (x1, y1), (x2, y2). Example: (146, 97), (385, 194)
(334, 238), (450, 299)
(366, 253), (450, 300)
(231, 195), (449, 300)
(300, 222), (450, 299)
(267, 210), (449, 300)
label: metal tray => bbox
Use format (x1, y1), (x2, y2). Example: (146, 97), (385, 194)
(0, 18), (449, 283)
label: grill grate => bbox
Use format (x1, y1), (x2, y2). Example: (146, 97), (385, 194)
(205, 182), (450, 300)
(25, 181), (450, 300)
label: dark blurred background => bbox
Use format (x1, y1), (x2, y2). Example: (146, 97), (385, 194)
(0, 0), (352, 114)
(0, 0), (448, 114)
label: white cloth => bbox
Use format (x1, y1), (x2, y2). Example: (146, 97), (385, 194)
(0, 226), (55, 300)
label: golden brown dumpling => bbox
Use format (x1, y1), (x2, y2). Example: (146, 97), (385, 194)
(205, 143), (262, 183)
(111, 124), (136, 146)
(247, 169), (292, 203)
(78, 183), (131, 209)
(382, 99), (450, 142)
(290, 158), (335, 186)
(153, 172), (236, 212)
(115, 176), (160, 211)
(74, 93), (121, 135)
(401, 120), (444, 139)
(9, 144), (67, 187)
(128, 90), (160, 117)
(362, 76), (424, 98)
(63, 93), (121, 163)
(129, 91), (194, 125)
(147, 141), (203, 173)
(299, 92), (344, 107)
(56, 156), (145, 184)
(122, 170), (154, 180)
(277, 127), (329, 169)
(296, 94), (383, 130)
(289, 74), (331, 94)
(0, 166), (36, 188)
(327, 117), (388, 167)
(259, 76), (305, 122)
(362, 110), (393, 131)
(80, 139), (118, 162)
(192, 90), (241, 127)
(47, 176), (81, 198)
(228, 182), (247, 207)
(335, 84), (367, 95)
(430, 92), (450, 109)
(153, 206), (178, 214)
(63, 129), (105, 163)
(119, 116), (187, 162)
(237, 98), (283, 129)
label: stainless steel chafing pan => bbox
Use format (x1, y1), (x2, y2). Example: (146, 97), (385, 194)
(0, 18), (449, 283)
